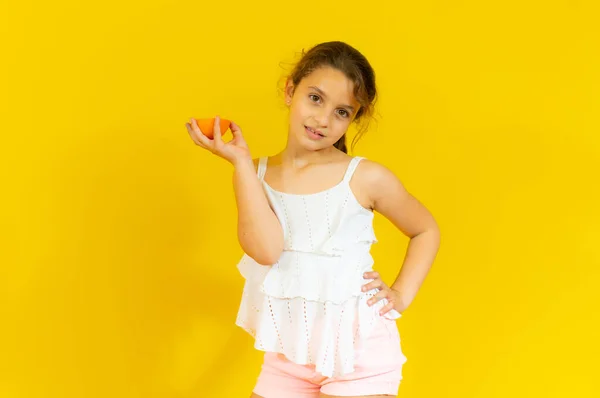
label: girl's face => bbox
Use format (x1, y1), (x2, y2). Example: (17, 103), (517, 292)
(285, 66), (361, 151)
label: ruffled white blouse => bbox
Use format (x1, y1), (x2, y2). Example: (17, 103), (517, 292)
(235, 156), (401, 378)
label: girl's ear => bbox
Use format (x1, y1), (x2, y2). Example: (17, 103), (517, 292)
(285, 78), (295, 104)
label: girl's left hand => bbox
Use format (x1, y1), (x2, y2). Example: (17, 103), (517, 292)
(362, 271), (408, 316)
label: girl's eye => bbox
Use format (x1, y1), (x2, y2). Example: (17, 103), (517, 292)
(309, 94), (349, 118)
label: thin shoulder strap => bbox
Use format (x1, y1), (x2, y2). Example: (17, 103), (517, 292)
(342, 156), (365, 183)
(257, 157), (268, 180)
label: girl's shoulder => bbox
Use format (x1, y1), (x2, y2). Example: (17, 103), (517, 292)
(352, 157), (406, 205)
(353, 157), (399, 184)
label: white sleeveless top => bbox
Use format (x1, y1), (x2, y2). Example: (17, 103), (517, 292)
(235, 156), (401, 378)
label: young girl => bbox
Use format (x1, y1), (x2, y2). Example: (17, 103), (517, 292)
(185, 41), (440, 398)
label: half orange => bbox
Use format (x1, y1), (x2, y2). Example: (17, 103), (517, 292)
(195, 118), (232, 139)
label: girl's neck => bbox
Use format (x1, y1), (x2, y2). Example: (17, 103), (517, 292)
(276, 143), (340, 169)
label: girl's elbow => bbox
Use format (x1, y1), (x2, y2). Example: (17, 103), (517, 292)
(254, 256), (278, 266)
(239, 228), (284, 265)
(253, 248), (282, 266)
(247, 240), (283, 266)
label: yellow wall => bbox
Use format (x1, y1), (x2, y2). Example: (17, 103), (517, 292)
(1, 1), (598, 397)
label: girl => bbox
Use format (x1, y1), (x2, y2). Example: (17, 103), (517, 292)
(185, 41), (440, 398)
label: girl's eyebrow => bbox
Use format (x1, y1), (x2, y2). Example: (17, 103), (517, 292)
(308, 85), (356, 112)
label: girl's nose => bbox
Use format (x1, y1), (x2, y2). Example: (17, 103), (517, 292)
(314, 110), (329, 128)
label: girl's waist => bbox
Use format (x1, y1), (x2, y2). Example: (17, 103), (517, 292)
(260, 252), (375, 304)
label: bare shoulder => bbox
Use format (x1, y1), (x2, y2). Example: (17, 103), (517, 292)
(353, 158), (408, 206)
(354, 158), (437, 238)
(355, 158), (400, 183)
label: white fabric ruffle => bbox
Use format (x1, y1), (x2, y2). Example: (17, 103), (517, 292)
(236, 254), (401, 378)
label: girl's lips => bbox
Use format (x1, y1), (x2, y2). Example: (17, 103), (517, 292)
(305, 126), (324, 139)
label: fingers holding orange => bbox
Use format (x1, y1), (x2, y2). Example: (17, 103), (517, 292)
(186, 116), (251, 164)
(186, 120), (211, 148)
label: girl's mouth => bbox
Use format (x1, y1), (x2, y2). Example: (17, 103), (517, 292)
(305, 126), (324, 139)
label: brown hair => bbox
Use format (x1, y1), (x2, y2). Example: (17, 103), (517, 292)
(283, 41), (378, 154)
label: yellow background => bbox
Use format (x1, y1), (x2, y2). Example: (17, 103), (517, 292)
(1, 1), (599, 397)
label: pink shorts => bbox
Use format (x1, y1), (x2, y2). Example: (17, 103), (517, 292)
(252, 315), (407, 397)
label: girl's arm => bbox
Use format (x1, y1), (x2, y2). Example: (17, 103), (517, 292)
(233, 158), (284, 265)
(360, 160), (441, 309)
(185, 117), (284, 266)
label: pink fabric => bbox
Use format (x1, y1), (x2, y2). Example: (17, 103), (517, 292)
(252, 315), (407, 397)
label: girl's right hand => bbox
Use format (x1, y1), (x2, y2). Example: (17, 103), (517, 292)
(185, 116), (251, 166)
